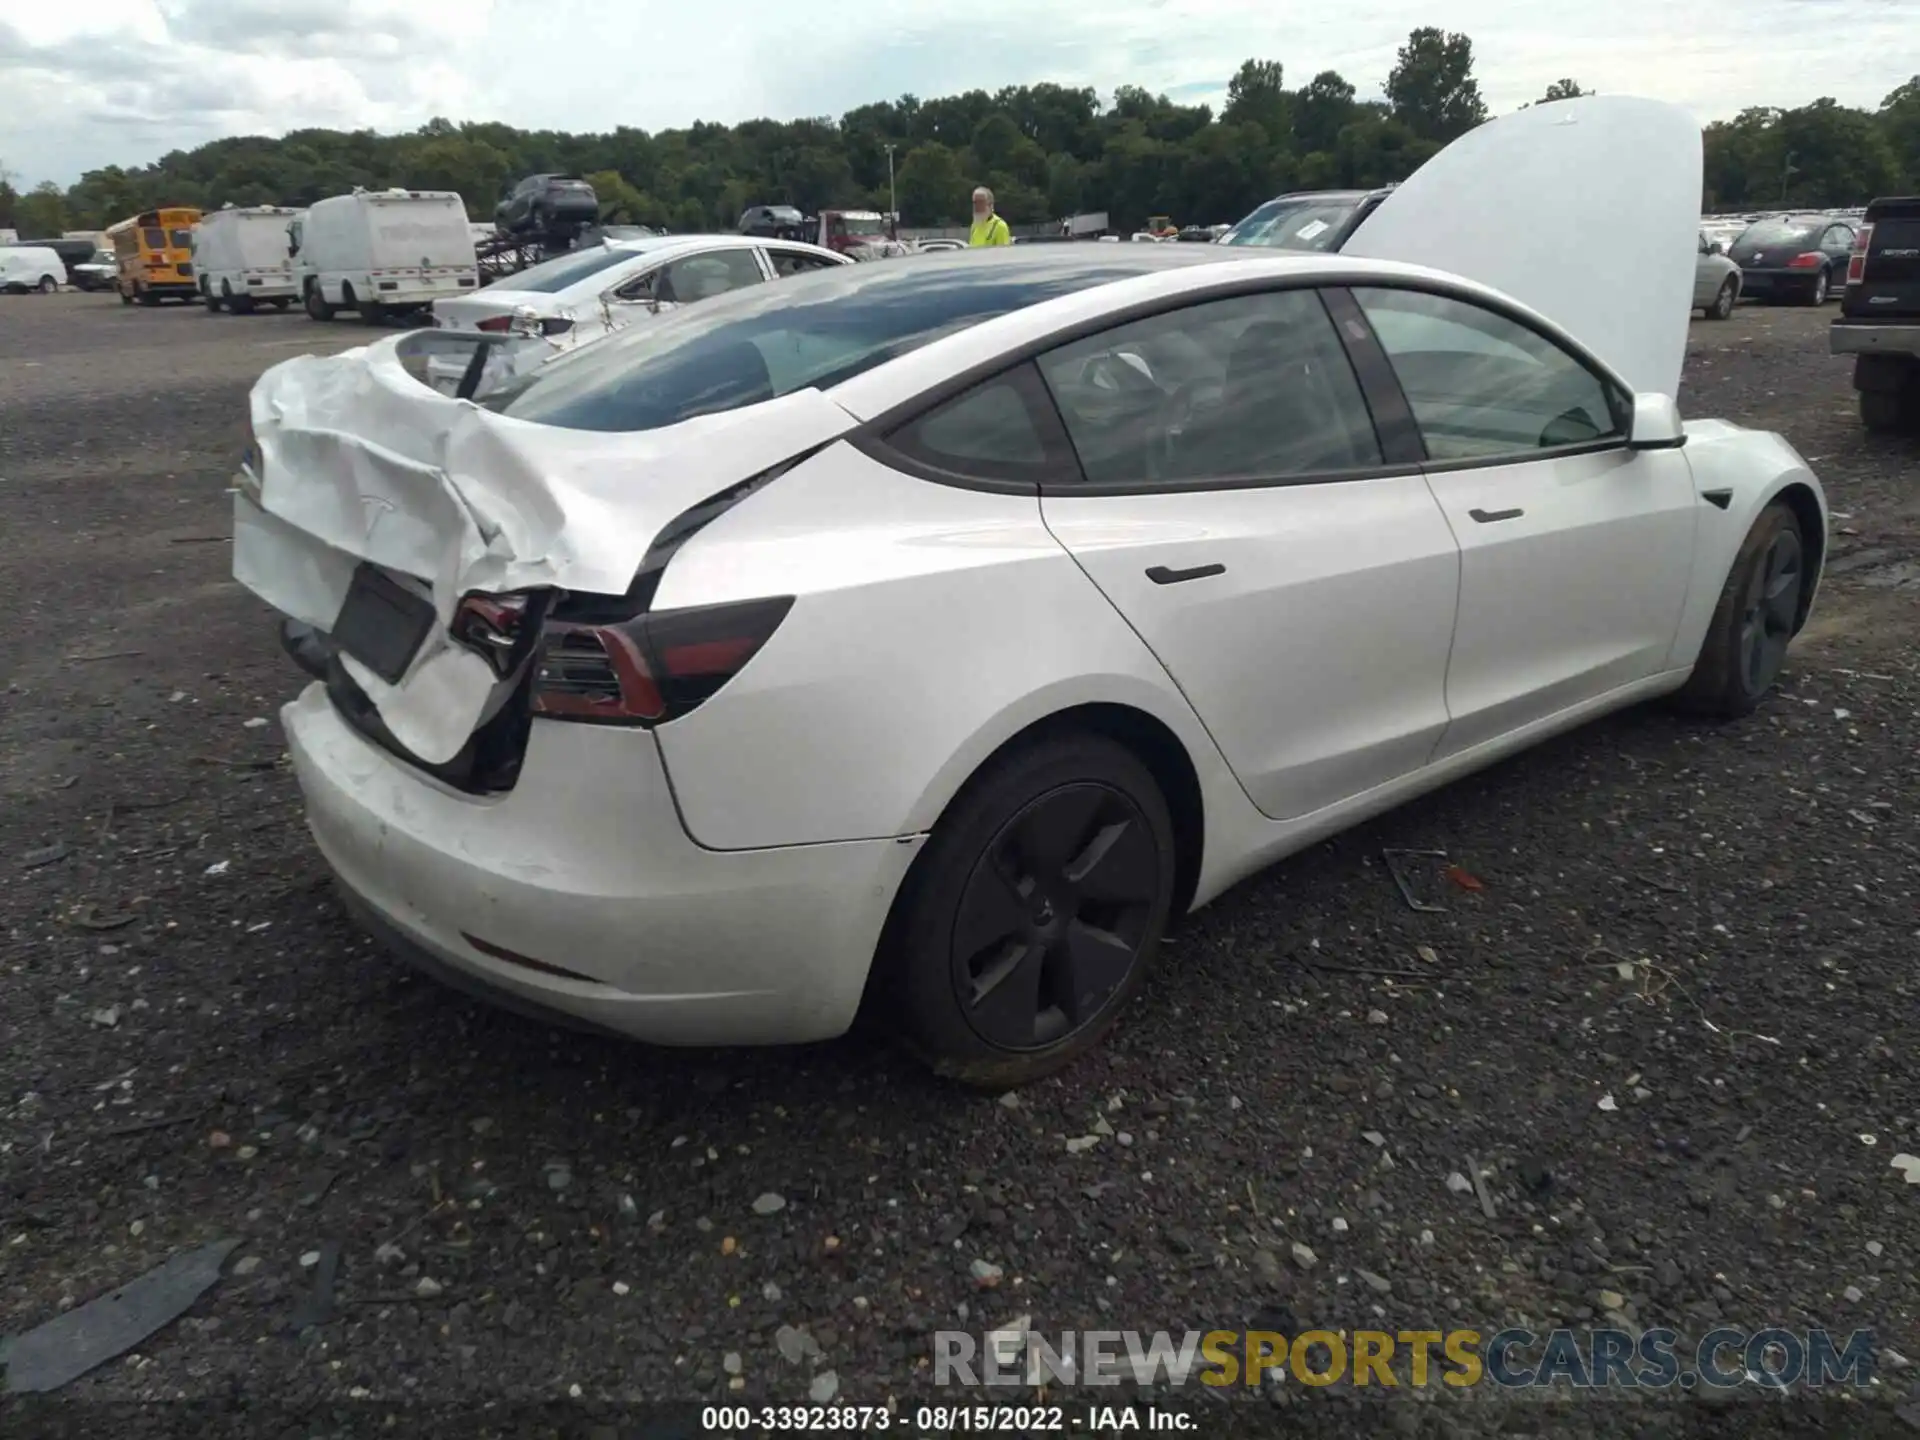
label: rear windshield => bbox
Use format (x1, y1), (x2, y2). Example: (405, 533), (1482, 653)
(487, 253), (1185, 433)
(1220, 197), (1360, 251)
(494, 245), (645, 294)
(1737, 219), (1822, 246)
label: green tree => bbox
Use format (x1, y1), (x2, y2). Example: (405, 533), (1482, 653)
(15, 180), (69, 238)
(1879, 76), (1920, 188)
(1528, 79), (1589, 107)
(1385, 27), (1489, 144)
(894, 141), (968, 225)
(1293, 70), (1358, 156)
(1224, 60), (1290, 148)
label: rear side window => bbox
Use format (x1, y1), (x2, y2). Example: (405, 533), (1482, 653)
(657, 250), (766, 304)
(142, 228), (165, 250)
(885, 364), (1058, 482)
(767, 249), (843, 277)
(501, 246), (644, 294)
(1354, 287), (1625, 461)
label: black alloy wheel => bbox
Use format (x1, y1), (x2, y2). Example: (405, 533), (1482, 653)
(1737, 524), (1803, 697)
(882, 732), (1177, 1087)
(951, 782), (1162, 1051)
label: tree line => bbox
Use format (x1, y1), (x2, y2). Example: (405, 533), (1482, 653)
(4, 30), (1917, 241)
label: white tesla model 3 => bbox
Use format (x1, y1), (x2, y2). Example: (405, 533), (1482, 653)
(234, 98), (1826, 1086)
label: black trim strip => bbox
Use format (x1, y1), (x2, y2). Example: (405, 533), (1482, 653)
(1628, 434), (1689, 452)
(1320, 286), (1426, 465)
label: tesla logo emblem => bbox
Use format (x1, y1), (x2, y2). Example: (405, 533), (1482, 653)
(360, 494), (396, 542)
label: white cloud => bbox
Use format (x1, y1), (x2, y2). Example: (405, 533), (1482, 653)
(1, 0), (1912, 187)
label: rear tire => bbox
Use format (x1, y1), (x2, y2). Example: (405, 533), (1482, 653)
(269, 297), (290, 311)
(37, 276), (57, 294)
(304, 284), (335, 321)
(204, 285), (222, 313)
(1860, 388), (1917, 434)
(878, 732), (1177, 1088)
(1803, 270), (1829, 306)
(138, 289), (160, 307)
(120, 288), (133, 306)
(360, 300), (387, 326)
(1706, 278), (1736, 321)
(1671, 501), (1806, 719)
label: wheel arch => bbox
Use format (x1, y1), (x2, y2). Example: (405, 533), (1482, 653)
(1769, 480), (1825, 632)
(896, 698), (1207, 923)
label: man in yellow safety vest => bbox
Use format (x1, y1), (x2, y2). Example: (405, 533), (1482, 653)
(969, 187), (1012, 247)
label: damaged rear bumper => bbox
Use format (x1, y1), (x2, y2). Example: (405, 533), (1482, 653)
(282, 684), (922, 1045)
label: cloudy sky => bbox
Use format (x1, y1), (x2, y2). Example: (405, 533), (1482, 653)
(1, 0), (1914, 188)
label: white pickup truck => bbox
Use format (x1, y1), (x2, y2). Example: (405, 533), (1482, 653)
(292, 189), (480, 325)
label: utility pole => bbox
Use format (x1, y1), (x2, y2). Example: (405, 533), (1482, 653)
(885, 144), (898, 237)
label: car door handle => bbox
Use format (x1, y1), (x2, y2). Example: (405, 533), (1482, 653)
(1468, 507), (1525, 524)
(1146, 563), (1226, 585)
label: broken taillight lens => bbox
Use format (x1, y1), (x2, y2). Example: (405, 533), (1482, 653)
(530, 596), (794, 726)
(1846, 224), (1873, 285)
(1787, 252), (1825, 269)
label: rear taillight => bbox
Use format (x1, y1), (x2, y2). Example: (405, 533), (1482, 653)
(1846, 224), (1873, 285)
(473, 313), (571, 337)
(474, 314), (515, 333)
(530, 596), (793, 726)
(1787, 252), (1824, 270)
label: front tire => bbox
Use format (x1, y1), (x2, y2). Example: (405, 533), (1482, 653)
(1672, 501), (1806, 718)
(304, 284), (335, 321)
(1706, 277), (1737, 320)
(879, 733), (1176, 1088)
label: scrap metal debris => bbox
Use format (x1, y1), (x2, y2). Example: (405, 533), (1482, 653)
(0, 1238), (237, 1393)
(285, 1240), (341, 1334)
(1465, 1154), (1498, 1219)
(21, 842), (71, 870)
(1381, 848), (1449, 912)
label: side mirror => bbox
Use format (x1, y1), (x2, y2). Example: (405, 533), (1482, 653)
(1626, 393), (1685, 451)
(1710, 241), (1725, 256)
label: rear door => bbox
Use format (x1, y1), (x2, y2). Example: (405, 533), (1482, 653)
(1031, 283), (1462, 822)
(1843, 199), (1920, 318)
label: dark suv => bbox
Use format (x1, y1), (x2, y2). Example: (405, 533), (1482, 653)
(1217, 186), (1397, 252)
(495, 174), (600, 236)
(1831, 196), (1920, 433)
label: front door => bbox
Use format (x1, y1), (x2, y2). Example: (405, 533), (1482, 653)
(1347, 284), (1697, 760)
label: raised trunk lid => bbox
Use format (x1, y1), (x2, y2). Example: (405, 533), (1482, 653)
(233, 334), (858, 762)
(1345, 95), (1701, 400)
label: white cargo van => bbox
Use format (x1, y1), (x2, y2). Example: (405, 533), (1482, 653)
(0, 246), (66, 293)
(292, 189), (480, 324)
(193, 204), (303, 313)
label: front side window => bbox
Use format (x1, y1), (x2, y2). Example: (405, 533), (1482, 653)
(658, 249), (766, 304)
(1353, 286), (1625, 462)
(1036, 287), (1382, 486)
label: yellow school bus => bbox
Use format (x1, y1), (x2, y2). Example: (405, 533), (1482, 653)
(105, 207), (203, 304)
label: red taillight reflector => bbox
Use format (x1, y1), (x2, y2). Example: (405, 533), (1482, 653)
(1787, 252), (1824, 269)
(473, 314), (514, 332)
(530, 596), (794, 727)
(459, 931), (599, 984)
(1846, 224), (1873, 285)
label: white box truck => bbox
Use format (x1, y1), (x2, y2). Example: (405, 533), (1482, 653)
(193, 204), (303, 313)
(292, 188), (480, 324)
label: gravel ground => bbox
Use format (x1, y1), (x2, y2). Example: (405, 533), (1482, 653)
(2, 291), (1918, 1436)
